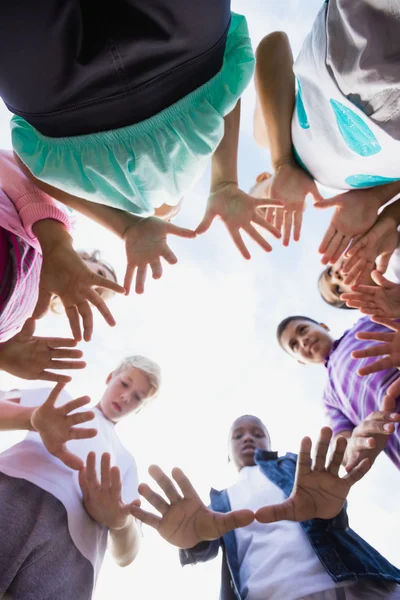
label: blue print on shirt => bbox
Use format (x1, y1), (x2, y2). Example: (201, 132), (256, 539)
(330, 99), (381, 156)
(346, 174), (400, 188)
(296, 80), (310, 129)
(293, 145), (313, 179)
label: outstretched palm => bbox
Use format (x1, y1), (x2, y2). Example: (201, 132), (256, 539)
(123, 217), (196, 294)
(130, 465), (253, 549)
(341, 271), (400, 318)
(256, 427), (370, 524)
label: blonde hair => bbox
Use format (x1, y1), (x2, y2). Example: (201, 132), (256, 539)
(113, 355), (162, 408)
(50, 249), (118, 314)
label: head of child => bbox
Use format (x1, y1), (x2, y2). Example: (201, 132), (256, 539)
(97, 355), (162, 424)
(228, 415), (272, 471)
(318, 259), (374, 310)
(277, 316), (334, 365)
(249, 172), (272, 199)
(50, 249), (118, 313)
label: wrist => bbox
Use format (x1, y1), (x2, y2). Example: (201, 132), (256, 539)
(209, 180), (238, 195)
(109, 514), (133, 533)
(33, 219), (73, 255)
(121, 214), (145, 240)
(273, 155), (296, 171)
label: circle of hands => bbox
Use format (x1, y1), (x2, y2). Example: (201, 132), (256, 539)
(129, 428), (369, 549)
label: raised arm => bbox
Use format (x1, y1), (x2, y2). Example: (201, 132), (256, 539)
(254, 32), (323, 245)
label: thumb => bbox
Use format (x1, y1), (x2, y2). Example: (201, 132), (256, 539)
(313, 198), (339, 209)
(32, 289), (52, 319)
(256, 499), (294, 523)
(375, 253), (391, 275)
(309, 184), (325, 204)
(382, 393), (397, 413)
(195, 211), (214, 235)
(386, 378), (400, 402)
(371, 270), (394, 289)
(216, 509), (254, 535)
(166, 223), (197, 239)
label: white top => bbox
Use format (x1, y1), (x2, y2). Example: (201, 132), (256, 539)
(291, 3), (400, 191)
(227, 465), (340, 600)
(0, 387), (139, 582)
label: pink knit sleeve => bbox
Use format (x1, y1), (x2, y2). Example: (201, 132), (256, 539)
(0, 150), (71, 239)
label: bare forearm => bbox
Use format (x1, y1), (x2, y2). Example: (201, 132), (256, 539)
(0, 400), (35, 431)
(210, 100), (240, 192)
(255, 32), (295, 169)
(109, 517), (141, 567)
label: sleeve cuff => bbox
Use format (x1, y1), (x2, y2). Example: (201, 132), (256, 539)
(16, 193), (72, 239)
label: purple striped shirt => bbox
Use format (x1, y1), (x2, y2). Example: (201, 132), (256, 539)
(323, 316), (400, 470)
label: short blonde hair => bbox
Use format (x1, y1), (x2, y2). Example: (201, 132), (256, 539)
(114, 355), (162, 407)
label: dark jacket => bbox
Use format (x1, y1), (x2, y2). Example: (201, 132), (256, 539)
(180, 450), (400, 600)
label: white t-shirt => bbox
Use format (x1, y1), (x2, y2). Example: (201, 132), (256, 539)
(0, 387), (139, 581)
(227, 466), (343, 600)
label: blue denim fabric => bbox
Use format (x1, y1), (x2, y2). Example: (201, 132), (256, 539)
(179, 450), (400, 600)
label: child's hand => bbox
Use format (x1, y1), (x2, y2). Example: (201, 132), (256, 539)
(79, 452), (140, 530)
(265, 163), (323, 246)
(341, 272), (400, 317)
(130, 465), (254, 549)
(256, 427), (370, 524)
(123, 217), (196, 294)
(343, 396), (399, 473)
(351, 317), (400, 375)
(0, 319), (86, 382)
(196, 182), (283, 259)
(33, 221), (125, 342)
(315, 189), (382, 265)
(340, 216), (399, 286)
(31, 382), (97, 470)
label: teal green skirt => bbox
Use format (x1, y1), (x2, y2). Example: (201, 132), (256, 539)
(11, 13), (254, 217)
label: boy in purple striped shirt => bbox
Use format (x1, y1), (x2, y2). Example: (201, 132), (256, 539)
(276, 315), (400, 473)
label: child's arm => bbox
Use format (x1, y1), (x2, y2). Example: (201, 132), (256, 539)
(14, 154), (196, 295)
(78, 452), (142, 567)
(196, 100), (285, 259)
(129, 464), (254, 549)
(0, 395), (35, 431)
(0, 318), (85, 383)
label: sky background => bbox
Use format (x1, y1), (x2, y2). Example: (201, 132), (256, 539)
(1, 1), (400, 598)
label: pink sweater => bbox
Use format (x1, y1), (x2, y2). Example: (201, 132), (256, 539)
(0, 150), (72, 342)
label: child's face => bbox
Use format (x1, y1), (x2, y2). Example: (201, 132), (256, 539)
(280, 319), (333, 364)
(98, 366), (152, 423)
(84, 258), (117, 302)
(319, 260), (374, 307)
(229, 416), (270, 470)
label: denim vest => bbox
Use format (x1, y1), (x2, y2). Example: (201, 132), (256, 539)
(180, 450), (400, 600)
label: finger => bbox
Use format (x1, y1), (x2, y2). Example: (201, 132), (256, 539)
(352, 339), (390, 354)
(327, 436), (347, 476)
(370, 316), (400, 332)
(312, 427), (333, 472)
(318, 224), (336, 255)
(313, 197), (338, 210)
(69, 427), (98, 440)
(86, 452), (100, 487)
(78, 467), (89, 500)
(256, 498), (295, 523)
(195, 212), (214, 235)
(274, 208), (284, 233)
(150, 258), (163, 280)
(100, 453), (111, 491)
(166, 223), (197, 239)
(135, 265), (147, 295)
(282, 210), (292, 247)
(124, 264), (136, 295)
(138, 482), (169, 515)
(67, 410), (95, 426)
(227, 228), (251, 260)
(38, 372), (72, 383)
(171, 467), (200, 502)
(56, 448), (84, 471)
(357, 357), (396, 376)
(265, 207), (275, 224)
(386, 378), (400, 399)
(32, 290), (52, 319)
(296, 436), (312, 477)
(90, 275), (125, 295)
(129, 505), (161, 530)
(343, 457), (371, 487)
(65, 306), (82, 342)
(110, 466), (123, 502)
(215, 509), (254, 536)
(51, 348), (83, 360)
(62, 395), (91, 415)
(253, 214), (281, 239)
(382, 394), (399, 413)
(351, 437), (376, 450)
(86, 291), (116, 328)
(328, 235), (351, 265)
(149, 465), (182, 504)
(371, 270), (394, 289)
(358, 419), (396, 435)
(46, 337), (79, 349)
(243, 225), (273, 253)
(49, 359), (87, 370)
(43, 382), (67, 408)
(76, 302), (94, 343)
(293, 210), (303, 242)
(161, 247), (178, 265)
